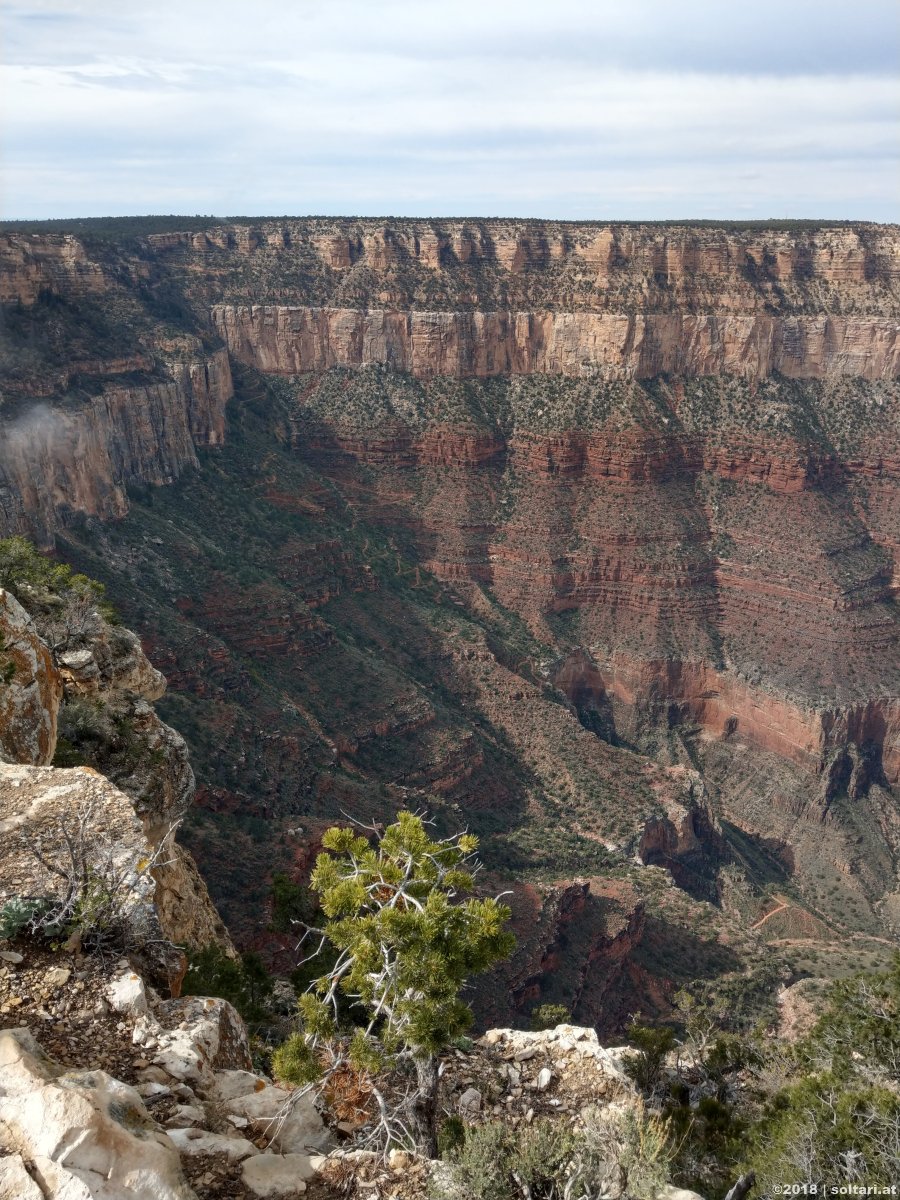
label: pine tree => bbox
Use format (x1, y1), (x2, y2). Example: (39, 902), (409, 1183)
(273, 811), (515, 1154)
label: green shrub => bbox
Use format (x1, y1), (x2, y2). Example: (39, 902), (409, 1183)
(51, 737), (88, 768)
(530, 1003), (571, 1032)
(0, 536), (117, 629)
(0, 897), (49, 940)
(0, 536), (72, 598)
(436, 1115), (466, 1158)
(274, 813), (514, 1154)
(745, 956), (900, 1189)
(435, 1105), (674, 1200)
(626, 1024), (677, 1094)
(182, 944), (274, 1024)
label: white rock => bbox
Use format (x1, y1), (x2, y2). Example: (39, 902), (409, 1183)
(164, 1103), (206, 1127)
(166, 1127), (258, 1162)
(211, 1067), (269, 1101)
(241, 1154), (317, 1196)
(657, 1189), (706, 1200)
(536, 1067), (553, 1091)
(0, 1153), (44, 1200)
(0, 951), (23, 965)
(151, 996), (251, 1091)
(107, 970), (149, 1016)
(224, 1083), (331, 1153)
(457, 1087), (482, 1116)
(597, 1046), (638, 1079)
(0, 1027), (196, 1200)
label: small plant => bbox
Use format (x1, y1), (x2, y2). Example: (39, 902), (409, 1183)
(0, 897), (49, 940)
(8, 797), (177, 954)
(530, 1002), (571, 1032)
(618, 1101), (677, 1200)
(625, 1023), (677, 1095)
(436, 1114), (466, 1158)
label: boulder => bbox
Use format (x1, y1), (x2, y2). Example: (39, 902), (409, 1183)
(210, 1067), (266, 1101)
(106, 968), (149, 1016)
(165, 1127), (258, 1162)
(152, 996), (252, 1089)
(0, 1027), (196, 1200)
(222, 1081), (331, 1153)
(241, 1153), (318, 1197)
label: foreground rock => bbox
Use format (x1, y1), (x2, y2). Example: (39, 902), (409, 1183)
(0, 991), (330, 1200)
(0, 1027), (196, 1200)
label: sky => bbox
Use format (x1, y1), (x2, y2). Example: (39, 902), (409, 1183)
(1, 0), (898, 222)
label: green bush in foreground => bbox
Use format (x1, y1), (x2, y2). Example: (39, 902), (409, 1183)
(273, 811), (515, 1154)
(434, 1103), (673, 1200)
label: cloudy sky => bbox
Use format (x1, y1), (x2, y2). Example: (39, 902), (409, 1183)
(1, 0), (898, 221)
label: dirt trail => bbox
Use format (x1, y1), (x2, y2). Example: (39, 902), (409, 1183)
(751, 898), (789, 930)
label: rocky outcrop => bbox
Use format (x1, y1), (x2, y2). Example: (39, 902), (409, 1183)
(0, 590), (62, 765)
(0, 1002), (698, 1200)
(0, 1027), (195, 1200)
(0, 582), (230, 964)
(0, 234), (110, 305)
(0, 350), (233, 542)
(0, 984), (330, 1200)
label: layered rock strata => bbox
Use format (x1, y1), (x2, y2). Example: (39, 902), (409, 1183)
(1, 216), (899, 956)
(213, 305), (900, 382)
(0, 349), (233, 542)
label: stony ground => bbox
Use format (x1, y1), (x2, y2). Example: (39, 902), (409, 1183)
(0, 934), (643, 1200)
(0, 937), (144, 1083)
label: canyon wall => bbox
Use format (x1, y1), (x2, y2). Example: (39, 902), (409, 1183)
(212, 305), (900, 382)
(2, 217), (900, 954)
(0, 349), (232, 541)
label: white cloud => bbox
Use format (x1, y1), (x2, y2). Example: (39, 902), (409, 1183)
(1, 0), (897, 219)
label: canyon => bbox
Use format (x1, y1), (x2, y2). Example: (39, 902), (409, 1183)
(1, 216), (899, 1024)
